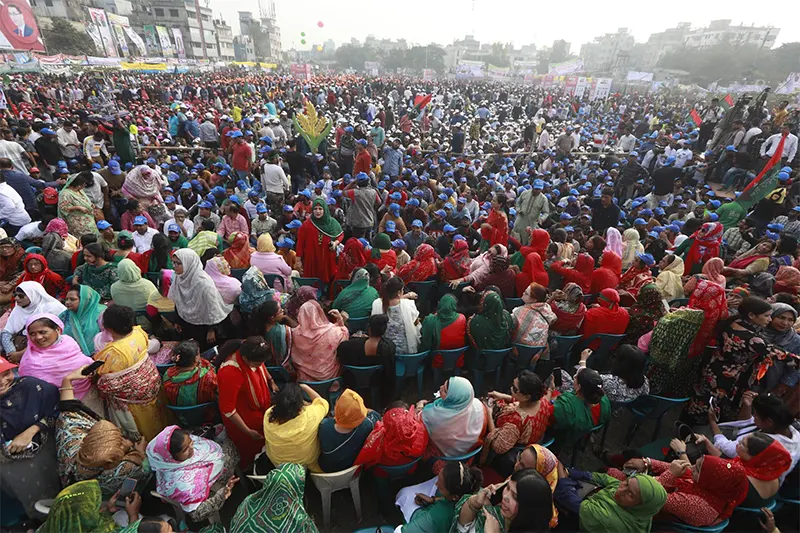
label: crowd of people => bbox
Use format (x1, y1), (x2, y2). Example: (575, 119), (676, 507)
(0, 69), (798, 533)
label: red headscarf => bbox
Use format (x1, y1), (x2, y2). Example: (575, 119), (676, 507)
(44, 218), (69, 239)
(516, 252), (549, 296)
(397, 244), (438, 283)
(336, 238), (369, 281)
(684, 222), (723, 275)
(223, 232), (252, 269)
(687, 279), (728, 358)
(442, 240), (471, 280)
(529, 228), (551, 259)
(675, 455), (749, 520)
(354, 406), (429, 474)
(738, 439), (792, 481)
(590, 251), (622, 294)
(18, 254), (65, 298)
(580, 288), (630, 346)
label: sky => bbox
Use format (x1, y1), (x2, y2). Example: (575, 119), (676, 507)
(211, 0), (798, 54)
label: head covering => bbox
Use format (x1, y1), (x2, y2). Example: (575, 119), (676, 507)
(675, 455), (749, 520)
(530, 228), (551, 259)
(686, 279), (729, 358)
(169, 249), (233, 325)
(701, 257), (726, 287)
(257, 233), (276, 253)
(337, 238), (370, 282)
(774, 265), (800, 294)
(6, 281), (67, 334)
(443, 239), (471, 279)
(468, 291), (512, 350)
(598, 288), (621, 309)
(44, 218), (69, 239)
(738, 439), (792, 481)
(238, 267), (279, 314)
(291, 300), (348, 382)
(38, 480), (117, 533)
(621, 228), (644, 270)
(763, 302), (800, 355)
(600, 250), (623, 278)
(685, 222), (723, 275)
(205, 257), (243, 305)
(520, 252), (549, 289)
(371, 232), (392, 258)
(310, 197), (343, 238)
(285, 286), (317, 320)
(121, 165), (163, 204)
(334, 389), (368, 429)
(420, 293), (461, 352)
(579, 474), (667, 533)
(421, 376), (486, 456)
(605, 227), (624, 257)
(187, 230), (220, 257)
(146, 425), (226, 512)
(223, 232), (252, 269)
(0, 238), (25, 281)
(19, 253), (63, 291)
(353, 405), (428, 469)
(333, 268), (378, 317)
(77, 419), (144, 473)
(110, 258), (157, 312)
(527, 444), (561, 528)
(397, 243), (438, 283)
(61, 285), (106, 356)
(656, 255), (685, 300)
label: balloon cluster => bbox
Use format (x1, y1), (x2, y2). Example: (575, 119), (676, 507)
(299, 22), (324, 46)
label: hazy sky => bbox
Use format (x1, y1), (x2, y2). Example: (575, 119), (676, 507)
(211, 0), (797, 53)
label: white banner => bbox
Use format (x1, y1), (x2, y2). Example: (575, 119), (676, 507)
(591, 78), (612, 100)
(626, 70), (653, 82)
(548, 58), (583, 75)
(456, 59), (484, 79)
(776, 73), (800, 95)
(123, 26), (147, 56)
(423, 68), (435, 81)
(87, 8), (118, 57)
(574, 77), (590, 98)
(171, 27), (185, 59)
(111, 24), (128, 55)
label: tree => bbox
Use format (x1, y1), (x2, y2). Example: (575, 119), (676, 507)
(42, 18), (96, 55)
(406, 45), (445, 72)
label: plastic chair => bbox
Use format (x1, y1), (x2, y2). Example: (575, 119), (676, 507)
(266, 366), (292, 389)
(569, 423), (605, 467)
(300, 377), (343, 413)
(343, 365), (384, 408)
(582, 333), (626, 370)
(333, 279), (351, 296)
(408, 280), (436, 314)
(622, 395), (690, 445)
(583, 293), (599, 305)
(540, 436), (555, 448)
(472, 348), (512, 396)
(395, 351), (430, 399)
(379, 457), (423, 480)
(309, 464), (362, 530)
(669, 519), (729, 533)
(431, 346), (469, 388)
(230, 268), (247, 281)
(551, 335), (583, 369)
(736, 498), (777, 514)
(166, 402), (217, 428)
(292, 277), (326, 298)
(668, 298), (689, 308)
(157, 363), (175, 375)
(346, 316), (370, 334)
(263, 273), (286, 292)
(353, 527), (394, 533)
(33, 499), (54, 516)
(599, 399), (637, 448)
(504, 298), (524, 311)
(505, 344), (546, 389)
(431, 445), (483, 465)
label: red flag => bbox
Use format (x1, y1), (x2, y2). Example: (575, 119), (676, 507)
(740, 134), (787, 197)
(413, 94), (432, 111)
(690, 109), (702, 126)
(721, 94), (735, 110)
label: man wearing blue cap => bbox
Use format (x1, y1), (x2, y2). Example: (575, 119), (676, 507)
(193, 200), (220, 231)
(514, 178), (549, 245)
(250, 203), (277, 240)
(132, 215), (158, 253)
(383, 138), (404, 178)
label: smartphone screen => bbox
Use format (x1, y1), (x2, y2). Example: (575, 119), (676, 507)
(115, 477), (137, 508)
(81, 361), (104, 376)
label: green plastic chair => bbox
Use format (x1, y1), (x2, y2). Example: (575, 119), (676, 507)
(166, 402), (218, 428)
(292, 277), (326, 298)
(505, 344), (546, 389)
(346, 316), (370, 334)
(266, 366), (292, 389)
(431, 346), (469, 388)
(504, 297), (525, 311)
(230, 268), (247, 281)
(300, 377), (343, 414)
(472, 348), (512, 396)
(551, 335), (583, 369)
(622, 395), (690, 445)
(343, 365), (384, 408)
(395, 351), (430, 399)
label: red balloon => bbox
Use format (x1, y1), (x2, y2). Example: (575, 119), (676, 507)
(317, 21), (324, 27)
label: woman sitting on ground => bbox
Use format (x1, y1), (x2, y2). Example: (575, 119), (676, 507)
(17, 253), (65, 298)
(356, 401), (429, 475)
(163, 340), (218, 407)
(1, 281), (66, 362)
(204, 256), (242, 306)
(110, 258), (157, 313)
(319, 389), (380, 473)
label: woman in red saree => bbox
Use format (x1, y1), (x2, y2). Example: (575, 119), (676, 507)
(335, 238), (370, 282)
(687, 279), (728, 357)
(549, 283), (587, 335)
(549, 253), (594, 293)
(684, 222), (723, 275)
(397, 244), (438, 284)
(223, 232), (254, 269)
(296, 198), (344, 284)
(590, 251), (622, 294)
(580, 288), (630, 349)
(487, 195), (509, 248)
(354, 403), (429, 477)
(440, 239), (471, 281)
(618, 253), (654, 298)
(515, 252), (549, 296)
(17, 254), (65, 298)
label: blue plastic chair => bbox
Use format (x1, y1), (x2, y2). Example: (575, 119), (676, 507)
(472, 348), (512, 396)
(582, 333), (626, 370)
(569, 423), (605, 467)
(669, 519), (729, 533)
(300, 377), (343, 414)
(407, 280), (436, 301)
(551, 335), (583, 369)
(343, 365), (384, 408)
(346, 316), (370, 334)
(230, 268), (247, 281)
(432, 346), (469, 388)
(512, 436), (555, 456)
(504, 298), (524, 311)
(395, 351), (430, 399)
(266, 366), (292, 389)
(353, 527), (395, 533)
(622, 395), (690, 445)
(333, 279), (351, 296)
(157, 363), (175, 375)
(166, 402), (217, 428)
(505, 344), (547, 389)
(432, 445), (483, 465)
(668, 298), (689, 308)
(736, 498), (777, 514)
(292, 277), (326, 299)
(263, 274), (287, 292)
(379, 457), (423, 479)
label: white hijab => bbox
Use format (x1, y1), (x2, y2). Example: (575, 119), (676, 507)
(168, 249), (233, 325)
(3, 281), (67, 335)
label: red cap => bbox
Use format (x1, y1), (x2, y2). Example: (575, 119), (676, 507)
(29, 167), (39, 173)
(0, 356), (17, 373)
(43, 187), (58, 205)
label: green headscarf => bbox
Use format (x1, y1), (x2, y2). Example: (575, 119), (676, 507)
(309, 197), (343, 238)
(110, 258), (158, 312)
(371, 232), (391, 259)
(332, 268), (379, 318)
(467, 291), (512, 350)
(420, 293), (462, 351)
(579, 473), (667, 533)
(60, 285), (106, 356)
(38, 480), (117, 533)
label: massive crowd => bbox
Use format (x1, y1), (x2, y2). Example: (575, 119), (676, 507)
(0, 70), (798, 533)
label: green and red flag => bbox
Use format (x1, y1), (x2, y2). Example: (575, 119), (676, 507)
(720, 93), (735, 110)
(735, 134), (788, 209)
(689, 109), (702, 127)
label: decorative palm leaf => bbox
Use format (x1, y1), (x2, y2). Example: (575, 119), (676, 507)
(292, 101), (331, 154)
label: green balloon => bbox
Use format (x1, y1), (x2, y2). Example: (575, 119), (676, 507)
(301, 39), (306, 44)
(301, 32), (305, 36)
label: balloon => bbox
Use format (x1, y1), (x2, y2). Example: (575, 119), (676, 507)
(301, 39), (306, 44)
(300, 32), (305, 36)
(317, 21), (324, 27)
(316, 45), (323, 51)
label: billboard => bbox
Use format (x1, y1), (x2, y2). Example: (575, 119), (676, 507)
(487, 65), (510, 81)
(143, 25), (159, 54)
(592, 78), (613, 100)
(291, 63), (312, 80)
(87, 8), (118, 57)
(171, 27), (185, 59)
(548, 58), (583, 75)
(626, 70), (654, 82)
(107, 13), (146, 57)
(123, 26), (147, 56)
(0, 0), (44, 51)
(155, 25), (173, 57)
(456, 59), (484, 79)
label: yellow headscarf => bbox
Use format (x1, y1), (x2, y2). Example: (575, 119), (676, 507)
(334, 389), (367, 429)
(528, 443), (560, 528)
(257, 233), (276, 253)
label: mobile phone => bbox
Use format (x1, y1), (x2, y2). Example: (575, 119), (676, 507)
(552, 369), (563, 388)
(81, 361), (104, 376)
(115, 477), (137, 508)
(623, 468), (638, 477)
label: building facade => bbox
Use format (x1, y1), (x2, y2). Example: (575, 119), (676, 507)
(579, 28), (634, 73)
(683, 19), (779, 49)
(214, 17), (234, 61)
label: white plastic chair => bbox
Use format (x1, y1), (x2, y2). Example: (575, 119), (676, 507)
(309, 464), (362, 529)
(34, 499), (54, 516)
(150, 491), (222, 525)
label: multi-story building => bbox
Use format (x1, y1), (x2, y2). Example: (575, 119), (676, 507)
(579, 27), (634, 73)
(238, 1), (281, 62)
(233, 35), (255, 61)
(128, 0), (217, 59)
(632, 22), (691, 69)
(683, 19), (779, 49)
(214, 17), (234, 61)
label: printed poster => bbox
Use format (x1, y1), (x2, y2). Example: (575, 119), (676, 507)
(111, 24), (128, 55)
(123, 26), (147, 56)
(143, 25), (159, 55)
(155, 25), (173, 57)
(171, 27), (185, 59)
(0, 0), (44, 52)
(87, 8), (118, 57)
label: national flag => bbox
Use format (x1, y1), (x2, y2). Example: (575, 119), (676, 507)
(736, 134), (787, 209)
(689, 109), (702, 127)
(720, 93), (735, 110)
(413, 94), (432, 113)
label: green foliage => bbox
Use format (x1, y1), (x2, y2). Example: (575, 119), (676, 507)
(42, 18), (96, 56)
(334, 43), (445, 73)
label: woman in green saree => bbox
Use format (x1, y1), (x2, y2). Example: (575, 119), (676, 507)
(57, 173), (98, 238)
(60, 285), (106, 356)
(332, 268), (379, 319)
(72, 243), (118, 301)
(37, 479), (139, 533)
(467, 291), (512, 350)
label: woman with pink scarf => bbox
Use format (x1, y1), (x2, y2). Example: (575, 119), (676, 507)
(204, 257), (242, 305)
(291, 300), (349, 382)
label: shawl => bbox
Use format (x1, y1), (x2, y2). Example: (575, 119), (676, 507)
(310, 197), (343, 238)
(221, 349), (271, 412)
(238, 266), (280, 314)
(45, 218), (69, 239)
(621, 228), (644, 270)
(552, 390), (611, 446)
(38, 480), (117, 533)
(579, 473), (667, 533)
(774, 266), (800, 294)
(292, 300), (348, 382)
(550, 283), (587, 334)
(371, 232), (392, 259)
(421, 376), (486, 457)
(529, 443), (561, 528)
(95, 337), (162, 410)
(18, 254), (64, 295)
(110, 258), (157, 311)
(0, 239), (24, 281)
(648, 309), (704, 368)
(592, 251), (622, 294)
(285, 286), (318, 319)
(729, 248), (771, 270)
(336, 238), (369, 281)
(77, 262), (118, 299)
(41, 233), (73, 273)
(581, 289), (630, 340)
(618, 263), (654, 297)
(205, 257), (242, 305)
(60, 285), (106, 356)
(467, 291), (512, 350)
(333, 268), (378, 317)
(702, 257), (727, 287)
(420, 294), (461, 352)
(605, 227), (623, 257)
(164, 358), (218, 407)
(188, 230), (220, 257)
(684, 222), (723, 275)
(19, 313), (94, 397)
(77, 419), (144, 471)
(687, 279), (728, 357)
(168, 249), (233, 325)
(5, 281), (67, 334)
(516, 252), (549, 296)
(674, 455), (749, 520)
(655, 255), (685, 300)
(397, 243), (438, 283)
(257, 233), (276, 253)
(738, 439), (792, 481)
(530, 228), (551, 259)
(146, 425), (226, 512)
(121, 165), (163, 204)
(552, 253), (594, 293)
(354, 405), (428, 469)
(229, 463), (319, 533)
(442, 239), (471, 279)
(624, 284), (664, 341)
(265, 322), (292, 369)
(223, 232), (253, 269)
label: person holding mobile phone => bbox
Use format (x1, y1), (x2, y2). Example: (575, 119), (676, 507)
(37, 479), (143, 531)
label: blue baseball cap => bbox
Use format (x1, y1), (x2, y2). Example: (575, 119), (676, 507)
(533, 179), (544, 190)
(96, 220), (112, 230)
(634, 218), (646, 225)
(443, 224), (457, 232)
(283, 205), (294, 212)
(636, 253), (655, 266)
(648, 231), (660, 239)
(256, 204), (268, 213)
(276, 238), (295, 248)
(412, 219), (423, 228)
(385, 220), (397, 232)
(133, 216), (148, 226)
(164, 196), (176, 203)
(40, 128), (56, 135)
(391, 239), (406, 249)
(286, 220), (302, 229)
(228, 195), (241, 205)
(434, 209), (446, 217)
(167, 223), (181, 233)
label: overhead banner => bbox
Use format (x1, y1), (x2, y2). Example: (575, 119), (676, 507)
(171, 27), (185, 59)
(143, 25), (159, 55)
(155, 25), (173, 57)
(364, 61), (379, 76)
(121, 61), (168, 71)
(423, 68), (435, 81)
(776, 73), (800, 95)
(87, 8), (118, 57)
(0, 0), (45, 52)
(626, 70), (653, 82)
(111, 24), (128, 56)
(290, 63), (312, 80)
(488, 65), (510, 81)
(591, 78), (613, 100)
(123, 26), (147, 56)
(85, 25), (104, 53)
(548, 58), (583, 75)
(456, 59), (484, 79)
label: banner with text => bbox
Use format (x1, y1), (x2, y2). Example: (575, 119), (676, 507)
(87, 8), (118, 57)
(155, 25), (173, 57)
(0, 0), (45, 52)
(456, 59), (484, 79)
(171, 27), (185, 59)
(548, 58), (583, 75)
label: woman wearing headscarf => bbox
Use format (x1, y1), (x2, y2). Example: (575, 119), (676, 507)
(17, 253), (65, 298)
(121, 164), (163, 210)
(684, 221), (724, 275)
(397, 243), (438, 284)
(335, 237), (370, 284)
(774, 265), (800, 295)
(644, 308), (705, 395)
(420, 293), (467, 368)
(229, 463), (319, 533)
(549, 283), (587, 335)
(474, 254), (516, 298)
(605, 227), (624, 258)
(587, 234), (607, 265)
(250, 233), (292, 292)
(581, 288), (630, 349)
(725, 239), (776, 281)
(511, 228), (551, 271)
(292, 300), (349, 382)
(296, 197), (344, 284)
(621, 284), (665, 346)
(223, 231), (253, 269)
(188, 225), (223, 258)
(618, 253), (655, 298)
(683, 257), (727, 296)
(621, 228), (644, 270)
(686, 278), (729, 358)
(60, 285), (106, 356)
(169, 248), (233, 348)
(440, 239), (471, 281)
(355, 402), (428, 476)
(0, 237), (25, 304)
(549, 252), (594, 293)
(41, 231), (72, 274)
(369, 232), (397, 272)
(36, 480), (125, 533)
(110, 258), (158, 312)
(204, 256), (242, 305)
(58, 172), (98, 237)
(552, 367), (612, 447)
(761, 303), (800, 394)
(73, 243), (118, 301)
(284, 285), (318, 320)
(487, 194), (509, 248)
(591, 251), (622, 294)
(238, 267), (280, 316)
(655, 253), (686, 301)
(1, 281), (66, 361)
(515, 252), (549, 296)
(468, 291), (513, 350)
(420, 376), (488, 461)
(319, 389), (381, 472)
(513, 283), (557, 353)
(44, 218), (79, 252)
(333, 268), (379, 319)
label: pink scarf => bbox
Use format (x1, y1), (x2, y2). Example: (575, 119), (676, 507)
(204, 257), (242, 305)
(291, 300), (348, 382)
